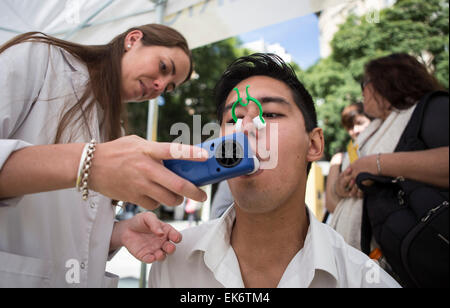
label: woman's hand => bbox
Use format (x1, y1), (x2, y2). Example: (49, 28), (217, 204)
(342, 155), (379, 199)
(334, 167), (356, 199)
(89, 135), (208, 210)
(336, 167), (365, 200)
(110, 212), (181, 263)
(347, 154), (378, 179)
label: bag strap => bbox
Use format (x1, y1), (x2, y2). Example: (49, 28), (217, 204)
(395, 91), (449, 152)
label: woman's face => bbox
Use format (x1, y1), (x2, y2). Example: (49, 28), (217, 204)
(121, 32), (191, 102)
(362, 79), (392, 120)
(347, 115), (371, 140)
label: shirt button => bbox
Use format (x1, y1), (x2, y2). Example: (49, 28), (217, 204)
(90, 201), (96, 209)
(80, 262), (86, 269)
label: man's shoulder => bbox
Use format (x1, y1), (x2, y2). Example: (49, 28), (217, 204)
(314, 221), (401, 287)
(316, 220), (371, 264)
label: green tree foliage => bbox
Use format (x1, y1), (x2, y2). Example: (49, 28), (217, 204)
(303, 0), (449, 160)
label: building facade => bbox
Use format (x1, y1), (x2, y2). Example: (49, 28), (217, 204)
(318, 0), (396, 58)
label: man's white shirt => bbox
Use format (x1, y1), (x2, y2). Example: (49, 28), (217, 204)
(149, 204), (401, 288)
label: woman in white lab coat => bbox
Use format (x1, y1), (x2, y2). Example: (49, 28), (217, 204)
(0, 24), (208, 287)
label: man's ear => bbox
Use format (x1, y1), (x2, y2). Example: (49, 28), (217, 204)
(307, 127), (324, 162)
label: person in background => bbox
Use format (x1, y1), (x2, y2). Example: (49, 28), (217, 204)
(341, 53), (448, 284)
(330, 53), (448, 278)
(325, 103), (371, 219)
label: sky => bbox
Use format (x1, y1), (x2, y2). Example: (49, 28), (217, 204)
(239, 13), (321, 70)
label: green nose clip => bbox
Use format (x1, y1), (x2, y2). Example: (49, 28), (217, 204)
(231, 85), (266, 131)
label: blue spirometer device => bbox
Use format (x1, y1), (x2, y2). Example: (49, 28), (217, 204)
(163, 132), (260, 186)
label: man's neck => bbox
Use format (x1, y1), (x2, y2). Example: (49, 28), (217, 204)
(230, 197), (309, 287)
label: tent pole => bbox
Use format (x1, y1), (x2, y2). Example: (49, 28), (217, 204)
(139, 0), (167, 290)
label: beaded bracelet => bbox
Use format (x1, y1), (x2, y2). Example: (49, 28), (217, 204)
(376, 153), (382, 175)
(76, 139), (97, 201)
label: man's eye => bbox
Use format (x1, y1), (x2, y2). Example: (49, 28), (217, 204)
(226, 117), (241, 124)
(263, 113), (281, 119)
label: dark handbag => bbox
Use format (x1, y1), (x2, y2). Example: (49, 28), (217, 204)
(357, 172), (449, 288)
(356, 91), (449, 288)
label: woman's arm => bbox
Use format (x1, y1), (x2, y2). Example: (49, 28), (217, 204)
(347, 147), (449, 188)
(0, 143), (84, 198)
(0, 136), (209, 209)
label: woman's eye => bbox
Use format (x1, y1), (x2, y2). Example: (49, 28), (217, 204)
(165, 83), (176, 94)
(160, 61), (167, 72)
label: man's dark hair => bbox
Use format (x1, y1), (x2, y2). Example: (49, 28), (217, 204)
(214, 53), (318, 174)
(214, 53), (318, 132)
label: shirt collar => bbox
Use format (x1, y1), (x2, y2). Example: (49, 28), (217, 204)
(298, 207), (339, 286)
(188, 204), (236, 271)
(187, 203), (339, 287)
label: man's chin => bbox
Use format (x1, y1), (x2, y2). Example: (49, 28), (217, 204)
(230, 185), (278, 214)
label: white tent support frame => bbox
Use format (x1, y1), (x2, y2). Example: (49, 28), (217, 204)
(139, 0), (167, 289)
(0, 0), (157, 38)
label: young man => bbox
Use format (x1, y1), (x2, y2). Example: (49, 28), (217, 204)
(149, 54), (400, 288)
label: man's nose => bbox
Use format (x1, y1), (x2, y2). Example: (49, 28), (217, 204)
(243, 104), (262, 125)
(238, 107), (262, 138)
(241, 114), (254, 129)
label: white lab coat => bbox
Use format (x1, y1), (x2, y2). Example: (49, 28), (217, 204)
(0, 42), (119, 287)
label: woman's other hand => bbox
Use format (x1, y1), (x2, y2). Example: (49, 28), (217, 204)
(110, 212), (182, 263)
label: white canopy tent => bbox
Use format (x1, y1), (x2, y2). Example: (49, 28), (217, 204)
(0, 0), (351, 48)
(1, 0), (352, 140)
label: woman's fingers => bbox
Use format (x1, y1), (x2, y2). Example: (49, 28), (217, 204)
(140, 142), (208, 204)
(142, 180), (184, 207)
(349, 184), (359, 198)
(135, 195), (160, 211)
(162, 223), (182, 243)
(162, 242), (176, 255)
(145, 142), (209, 162)
(147, 162), (207, 203)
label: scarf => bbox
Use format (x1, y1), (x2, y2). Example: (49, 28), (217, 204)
(330, 104), (417, 250)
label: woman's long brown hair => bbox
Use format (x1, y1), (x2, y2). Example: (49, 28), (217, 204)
(364, 53), (445, 110)
(0, 24), (193, 143)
